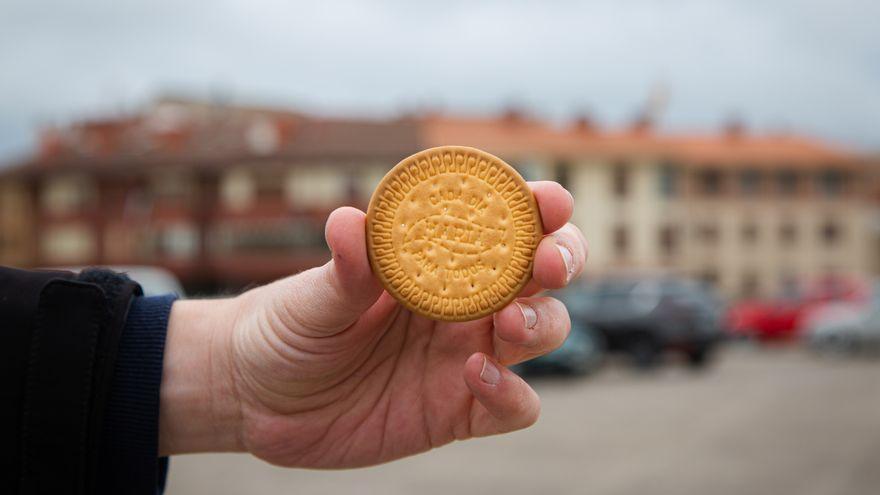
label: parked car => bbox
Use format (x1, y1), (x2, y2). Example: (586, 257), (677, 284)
(805, 282), (880, 354)
(726, 275), (870, 342)
(514, 321), (604, 376)
(562, 276), (724, 369)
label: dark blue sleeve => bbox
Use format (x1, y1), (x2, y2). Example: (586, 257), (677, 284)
(99, 294), (177, 495)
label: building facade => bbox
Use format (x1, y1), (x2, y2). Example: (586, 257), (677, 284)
(0, 98), (875, 297)
(419, 115), (874, 298)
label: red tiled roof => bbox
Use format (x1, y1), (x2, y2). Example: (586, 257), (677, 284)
(3, 98), (861, 175)
(11, 99), (421, 173)
(418, 115), (856, 168)
(663, 134), (853, 167)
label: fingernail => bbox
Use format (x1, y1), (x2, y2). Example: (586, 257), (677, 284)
(516, 301), (538, 329)
(480, 356), (501, 385)
(555, 240), (574, 281)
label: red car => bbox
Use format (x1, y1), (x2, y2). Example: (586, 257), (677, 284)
(725, 276), (870, 341)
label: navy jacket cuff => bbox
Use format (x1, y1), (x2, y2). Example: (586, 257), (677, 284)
(101, 294), (177, 494)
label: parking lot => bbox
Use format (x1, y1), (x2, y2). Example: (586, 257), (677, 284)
(167, 346), (880, 495)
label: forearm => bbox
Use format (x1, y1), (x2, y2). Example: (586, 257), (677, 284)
(159, 298), (245, 456)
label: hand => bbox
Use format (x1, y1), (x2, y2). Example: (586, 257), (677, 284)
(158, 181), (588, 468)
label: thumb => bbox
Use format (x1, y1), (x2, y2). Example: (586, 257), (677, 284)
(270, 207), (383, 336)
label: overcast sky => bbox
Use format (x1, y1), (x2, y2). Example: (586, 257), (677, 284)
(1, 0), (878, 162)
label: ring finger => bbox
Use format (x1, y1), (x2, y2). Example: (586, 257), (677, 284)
(492, 296), (571, 366)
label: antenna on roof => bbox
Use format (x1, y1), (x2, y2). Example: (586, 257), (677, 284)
(645, 82), (669, 121)
(629, 82), (669, 133)
(723, 113), (746, 140)
(571, 109), (597, 133)
(500, 97), (529, 124)
(501, 106), (526, 124)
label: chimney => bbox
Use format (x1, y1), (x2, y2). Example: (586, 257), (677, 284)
(629, 83), (668, 135)
(38, 126), (64, 159)
(501, 106), (525, 125)
(628, 113), (653, 135)
(274, 116), (298, 141)
(571, 113), (597, 134)
(723, 116), (745, 140)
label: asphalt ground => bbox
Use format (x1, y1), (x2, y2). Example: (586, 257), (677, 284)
(167, 345), (880, 495)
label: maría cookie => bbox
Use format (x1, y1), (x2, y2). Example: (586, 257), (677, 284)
(366, 146), (543, 321)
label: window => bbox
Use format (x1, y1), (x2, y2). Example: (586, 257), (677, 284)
(103, 224), (137, 262)
(741, 223), (759, 244)
(221, 169), (255, 210)
(612, 224), (629, 257)
(780, 273), (799, 298)
(212, 220), (325, 254)
(698, 268), (720, 287)
(42, 225), (95, 263)
(246, 118), (281, 155)
(696, 223), (720, 244)
(658, 225), (679, 257)
(41, 176), (94, 214)
(779, 222), (797, 245)
(740, 272), (759, 298)
(612, 163), (630, 198)
(739, 169), (762, 196)
(820, 220), (841, 246)
(157, 223), (199, 259)
(776, 169), (800, 196)
(123, 188), (153, 218)
(817, 169), (847, 197)
(359, 165), (391, 202)
(285, 167), (347, 208)
(697, 169), (724, 196)
(658, 163), (679, 198)
(555, 160), (571, 190)
(152, 173), (192, 202)
(255, 171), (285, 201)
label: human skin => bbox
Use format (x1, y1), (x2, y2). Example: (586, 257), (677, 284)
(158, 181), (588, 468)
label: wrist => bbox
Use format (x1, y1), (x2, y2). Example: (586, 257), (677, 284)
(158, 298), (245, 455)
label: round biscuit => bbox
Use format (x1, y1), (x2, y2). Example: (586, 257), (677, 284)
(366, 146), (543, 321)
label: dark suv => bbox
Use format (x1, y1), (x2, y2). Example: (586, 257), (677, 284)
(559, 276), (724, 369)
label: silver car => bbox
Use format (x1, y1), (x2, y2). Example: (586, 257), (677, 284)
(806, 282), (880, 354)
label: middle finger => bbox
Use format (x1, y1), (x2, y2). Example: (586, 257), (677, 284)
(528, 223), (588, 293)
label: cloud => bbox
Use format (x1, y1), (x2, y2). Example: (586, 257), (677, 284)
(1, 0), (878, 160)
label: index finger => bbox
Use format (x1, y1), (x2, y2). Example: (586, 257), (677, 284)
(529, 181), (574, 234)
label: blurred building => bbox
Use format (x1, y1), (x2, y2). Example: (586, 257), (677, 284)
(0, 97), (875, 297)
(423, 114), (875, 298)
(0, 98), (419, 291)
